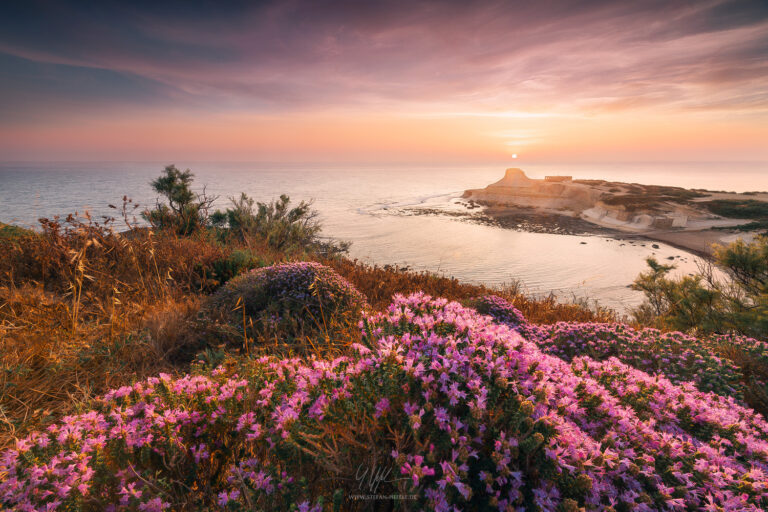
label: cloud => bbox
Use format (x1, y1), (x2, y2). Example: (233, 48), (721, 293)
(1, 0), (767, 118)
(0, 0), (767, 161)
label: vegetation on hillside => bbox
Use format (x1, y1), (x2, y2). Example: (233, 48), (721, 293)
(631, 235), (768, 339)
(210, 261), (368, 348)
(703, 198), (768, 219)
(2, 166), (768, 510)
(703, 199), (768, 232)
(598, 184), (707, 212)
(0, 222), (33, 242)
(0, 166), (613, 450)
(210, 194), (349, 255)
(143, 165), (217, 235)
(4, 294), (768, 511)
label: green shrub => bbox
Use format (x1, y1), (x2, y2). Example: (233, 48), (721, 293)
(0, 222), (34, 243)
(195, 249), (264, 290)
(632, 236), (768, 339)
(703, 199), (768, 219)
(211, 193), (349, 255)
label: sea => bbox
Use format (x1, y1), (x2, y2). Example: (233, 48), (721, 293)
(1, 161), (766, 314)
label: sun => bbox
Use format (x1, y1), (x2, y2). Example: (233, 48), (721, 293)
(511, 154), (518, 159)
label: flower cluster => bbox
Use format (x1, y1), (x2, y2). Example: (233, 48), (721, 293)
(472, 295), (527, 328)
(363, 293), (768, 510)
(212, 261), (367, 337)
(3, 293), (768, 511)
(536, 322), (745, 399)
(476, 294), (762, 402)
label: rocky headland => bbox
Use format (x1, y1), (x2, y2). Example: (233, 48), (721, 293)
(462, 168), (768, 256)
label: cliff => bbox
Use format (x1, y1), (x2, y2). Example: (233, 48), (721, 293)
(463, 168), (602, 211)
(462, 168), (767, 251)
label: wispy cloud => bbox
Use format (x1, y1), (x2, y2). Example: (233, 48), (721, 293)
(0, 0), (766, 160)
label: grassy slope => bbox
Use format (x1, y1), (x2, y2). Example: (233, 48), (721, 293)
(3, 215), (768, 512)
(703, 199), (768, 232)
(3, 213), (766, 452)
(0, 218), (615, 448)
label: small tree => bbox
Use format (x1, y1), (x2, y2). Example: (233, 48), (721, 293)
(713, 237), (768, 336)
(143, 165), (216, 235)
(630, 258), (676, 318)
(631, 236), (768, 338)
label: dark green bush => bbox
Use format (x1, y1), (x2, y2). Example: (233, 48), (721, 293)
(703, 199), (768, 219)
(195, 249), (264, 290)
(211, 193), (349, 255)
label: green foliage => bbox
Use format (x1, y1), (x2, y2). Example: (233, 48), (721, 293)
(143, 167), (347, 254)
(600, 185), (707, 211)
(631, 258), (722, 333)
(704, 199), (768, 233)
(703, 199), (768, 219)
(714, 237), (768, 295)
(212, 193), (349, 255)
(151, 165), (195, 211)
(631, 236), (768, 339)
(630, 258), (677, 317)
(0, 222), (33, 244)
(714, 237), (768, 336)
(210, 193), (258, 236)
(196, 249), (264, 290)
(143, 165), (216, 235)
(723, 220), (768, 233)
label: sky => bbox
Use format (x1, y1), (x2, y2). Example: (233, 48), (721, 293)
(0, 0), (767, 163)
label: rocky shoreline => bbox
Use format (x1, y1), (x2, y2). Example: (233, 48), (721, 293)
(401, 202), (707, 260)
(455, 168), (767, 257)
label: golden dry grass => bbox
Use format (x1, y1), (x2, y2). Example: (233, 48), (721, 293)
(324, 257), (617, 324)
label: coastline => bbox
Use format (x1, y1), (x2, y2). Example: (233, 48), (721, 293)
(481, 204), (757, 259)
(455, 168), (767, 259)
(405, 201), (752, 259)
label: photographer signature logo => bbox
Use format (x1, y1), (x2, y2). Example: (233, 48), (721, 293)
(349, 462), (416, 501)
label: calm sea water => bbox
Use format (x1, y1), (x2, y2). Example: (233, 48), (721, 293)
(1, 161), (766, 313)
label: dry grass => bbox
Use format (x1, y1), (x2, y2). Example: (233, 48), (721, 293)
(142, 296), (205, 360)
(324, 257), (617, 324)
(0, 213), (226, 448)
(0, 283), (168, 446)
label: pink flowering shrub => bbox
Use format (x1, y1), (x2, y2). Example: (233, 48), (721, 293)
(536, 322), (745, 399)
(477, 295), (763, 403)
(212, 261), (367, 338)
(3, 293), (768, 510)
(472, 295), (527, 328)
(472, 294), (548, 342)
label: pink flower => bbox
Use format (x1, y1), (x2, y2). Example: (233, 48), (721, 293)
(374, 398), (390, 418)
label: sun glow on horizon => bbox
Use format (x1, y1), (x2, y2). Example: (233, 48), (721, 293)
(0, 1), (766, 162)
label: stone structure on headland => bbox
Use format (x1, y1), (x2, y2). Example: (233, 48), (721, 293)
(462, 168), (691, 229)
(463, 168), (599, 210)
(462, 168), (767, 256)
